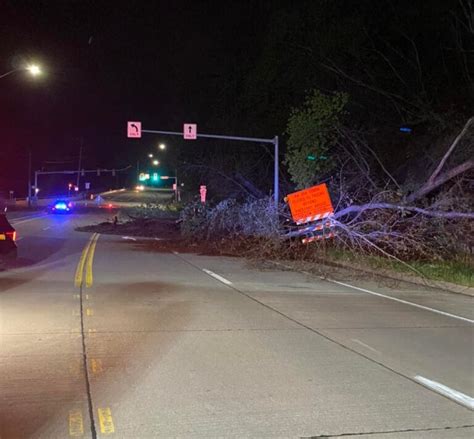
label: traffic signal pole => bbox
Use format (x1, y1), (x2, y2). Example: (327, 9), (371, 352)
(141, 129), (279, 207)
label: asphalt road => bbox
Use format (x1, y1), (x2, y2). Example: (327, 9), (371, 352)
(0, 196), (473, 438)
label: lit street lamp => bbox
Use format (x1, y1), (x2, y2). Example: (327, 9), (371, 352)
(159, 143), (166, 150)
(152, 159), (160, 166)
(0, 64), (42, 79)
(148, 153), (153, 158)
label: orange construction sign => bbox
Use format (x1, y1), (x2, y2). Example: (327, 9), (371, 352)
(287, 183), (334, 224)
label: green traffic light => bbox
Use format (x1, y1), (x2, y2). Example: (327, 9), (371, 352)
(307, 155), (328, 161)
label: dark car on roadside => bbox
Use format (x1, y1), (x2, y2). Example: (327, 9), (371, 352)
(0, 213), (17, 267)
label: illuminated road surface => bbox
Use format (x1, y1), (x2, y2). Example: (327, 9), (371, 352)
(0, 196), (473, 438)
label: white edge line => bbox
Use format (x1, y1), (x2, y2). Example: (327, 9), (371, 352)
(11, 214), (48, 225)
(414, 375), (474, 410)
(329, 279), (474, 324)
(121, 236), (137, 241)
(272, 261), (474, 324)
(202, 269), (233, 286)
(351, 338), (381, 354)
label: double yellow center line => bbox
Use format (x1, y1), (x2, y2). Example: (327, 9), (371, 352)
(75, 233), (100, 288)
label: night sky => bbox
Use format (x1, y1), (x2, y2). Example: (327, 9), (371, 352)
(1, 1), (471, 197)
(1, 1), (265, 194)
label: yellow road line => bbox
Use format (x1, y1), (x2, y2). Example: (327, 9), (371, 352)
(85, 233), (100, 288)
(68, 409), (84, 436)
(98, 407), (115, 434)
(74, 234), (96, 287)
(90, 358), (103, 375)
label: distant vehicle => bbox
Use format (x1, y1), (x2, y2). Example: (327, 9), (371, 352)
(0, 213), (17, 267)
(50, 200), (73, 213)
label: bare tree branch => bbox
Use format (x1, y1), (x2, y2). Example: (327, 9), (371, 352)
(427, 117), (474, 184)
(407, 159), (474, 202)
(334, 202), (474, 220)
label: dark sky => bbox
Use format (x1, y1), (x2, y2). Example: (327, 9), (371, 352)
(0, 0), (265, 192)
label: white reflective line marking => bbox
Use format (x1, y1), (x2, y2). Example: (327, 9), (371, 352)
(203, 269), (233, 286)
(414, 375), (474, 410)
(11, 215), (47, 225)
(122, 236), (136, 241)
(328, 279), (474, 324)
(351, 338), (380, 354)
(42, 226), (51, 231)
(273, 261), (473, 324)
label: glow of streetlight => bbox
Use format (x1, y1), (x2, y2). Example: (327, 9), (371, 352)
(159, 143), (166, 150)
(26, 65), (41, 76)
(148, 153), (153, 158)
(152, 160), (159, 165)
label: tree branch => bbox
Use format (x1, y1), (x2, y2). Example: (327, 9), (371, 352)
(427, 117), (474, 184)
(407, 159), (474, 202)
(334, 202), (474, 220)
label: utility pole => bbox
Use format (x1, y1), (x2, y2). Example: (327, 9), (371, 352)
(76, 138), (83, 189)
(175, 168), (179, 202)
(27, 149), (32, 207)
(274, 135), (279, 206)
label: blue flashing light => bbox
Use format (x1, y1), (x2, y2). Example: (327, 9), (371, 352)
(400, 126), (412, 133)
(54, 202), (68, 211)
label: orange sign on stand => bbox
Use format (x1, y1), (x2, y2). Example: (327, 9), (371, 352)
(287, 183), (334, 224)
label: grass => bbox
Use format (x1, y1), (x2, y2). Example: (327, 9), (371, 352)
(325, 249), (473, 287)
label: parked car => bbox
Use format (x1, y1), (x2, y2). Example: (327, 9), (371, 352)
(0, 213), (17, 268)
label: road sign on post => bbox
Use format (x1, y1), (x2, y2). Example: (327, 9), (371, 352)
(183, 123), (197, 140)
(200, 185), (207, 203)
(85, 182), (91, 190)
(127, 121), (142, 138)
(287, 183), (334, 224)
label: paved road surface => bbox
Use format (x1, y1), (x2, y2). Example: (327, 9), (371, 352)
(0, 199), (472, 438)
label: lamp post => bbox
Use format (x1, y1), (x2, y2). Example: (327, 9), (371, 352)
(0, 64), (42, 79)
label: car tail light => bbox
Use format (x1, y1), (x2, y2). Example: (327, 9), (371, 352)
(5, 231), (16, 241)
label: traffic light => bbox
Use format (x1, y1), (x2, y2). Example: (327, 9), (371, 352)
(152, 172), (159, 182)
(307, 155), (327, 161)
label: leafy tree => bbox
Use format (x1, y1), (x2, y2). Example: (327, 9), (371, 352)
(285, 90), (348, 189)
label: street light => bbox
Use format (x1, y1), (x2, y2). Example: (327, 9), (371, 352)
(26, 64), (41, 76)
(159, 143), (166, 150)
(152, 159), (159, 166)
(0, 64), (43, 79)
(148, 153), (153, 158)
